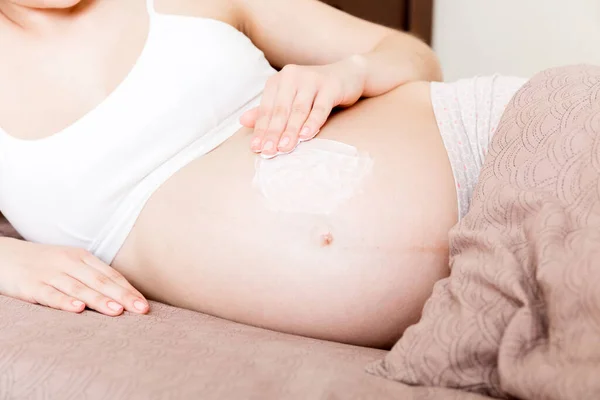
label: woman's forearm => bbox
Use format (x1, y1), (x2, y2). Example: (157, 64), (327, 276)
(349, 32), (443, 98)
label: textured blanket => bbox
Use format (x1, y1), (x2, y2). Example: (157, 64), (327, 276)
(370, 65), (600, 400)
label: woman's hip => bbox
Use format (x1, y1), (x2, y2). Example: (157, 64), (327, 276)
(431, 75), (528, 218)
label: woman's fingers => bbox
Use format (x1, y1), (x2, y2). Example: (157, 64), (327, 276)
(300, 87), (335, 141)
(250, 76), (279, 153)
(0, 239), (150, 317)
(258, 76), (298, 158)
(67, 256), (149, 314)
(250, 65), (339, 157)
(48, 273), (126, 316)
(276, 87), (316, 153)
(239, 107), (259, 128)
(81, 253), (146, 301)
(31, 283), (86, 314)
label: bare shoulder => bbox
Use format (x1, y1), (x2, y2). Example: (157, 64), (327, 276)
(152, 0), (242, 29)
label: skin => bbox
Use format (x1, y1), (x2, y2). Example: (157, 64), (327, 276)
(0, 0), (456, 348)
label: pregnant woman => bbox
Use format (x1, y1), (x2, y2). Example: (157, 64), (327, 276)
(0, 0), (526, 348)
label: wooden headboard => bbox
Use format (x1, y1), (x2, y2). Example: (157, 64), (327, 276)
(320, 0), (434, 45)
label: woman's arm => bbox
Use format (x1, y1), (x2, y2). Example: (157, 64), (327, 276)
(235, 0), (442, 157)
(237, 0), (443, 95)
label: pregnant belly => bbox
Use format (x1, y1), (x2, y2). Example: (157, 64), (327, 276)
(112, 82), (458, 347)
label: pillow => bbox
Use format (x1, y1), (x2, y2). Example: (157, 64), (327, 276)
(367, 65), (600, 400)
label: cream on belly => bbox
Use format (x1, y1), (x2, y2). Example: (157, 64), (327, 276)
(253, 139), (374, 215)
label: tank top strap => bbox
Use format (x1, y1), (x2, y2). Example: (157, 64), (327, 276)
(146, 0), (157, 17)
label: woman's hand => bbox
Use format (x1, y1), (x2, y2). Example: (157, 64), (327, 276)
(240, 55), (367, 158)
(0, 238), (149, 316)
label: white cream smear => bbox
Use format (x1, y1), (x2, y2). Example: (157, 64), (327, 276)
(253, 139), (374, 215)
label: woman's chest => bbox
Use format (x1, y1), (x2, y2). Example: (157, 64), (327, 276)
(0, 9), (153, 140)
(0, 5), (269, 142)
(0, 13), (276, 248)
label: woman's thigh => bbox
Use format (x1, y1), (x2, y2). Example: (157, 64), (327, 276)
(114, 82), (458, 348)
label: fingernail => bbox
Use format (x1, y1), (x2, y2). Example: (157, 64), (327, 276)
(134, 300), (147, 311)
(262, 141), (274, 152)
(72, 300), (85, 308)
(299, 128), (319, 142)
(279, 137), (290, 149)
(108, 301), (123, 311)
(251, 137), (261, 151)
(260, 152), (277, 160)
(300, 127), (311, 138)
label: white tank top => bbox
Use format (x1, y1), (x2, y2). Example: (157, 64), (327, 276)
(0, 0), (277, 263)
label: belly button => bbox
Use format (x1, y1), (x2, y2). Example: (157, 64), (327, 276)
(319, 232), (334, 246)
(309, 222), (334, 247)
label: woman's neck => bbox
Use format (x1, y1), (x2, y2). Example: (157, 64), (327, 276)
(0, 1), (90, 33)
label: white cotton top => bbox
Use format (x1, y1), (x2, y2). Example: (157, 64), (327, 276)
(0, 0), (277, 263)
(430, 75), (528, 219)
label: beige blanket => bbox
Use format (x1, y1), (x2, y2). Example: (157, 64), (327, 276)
(370, 65), (600, 400)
